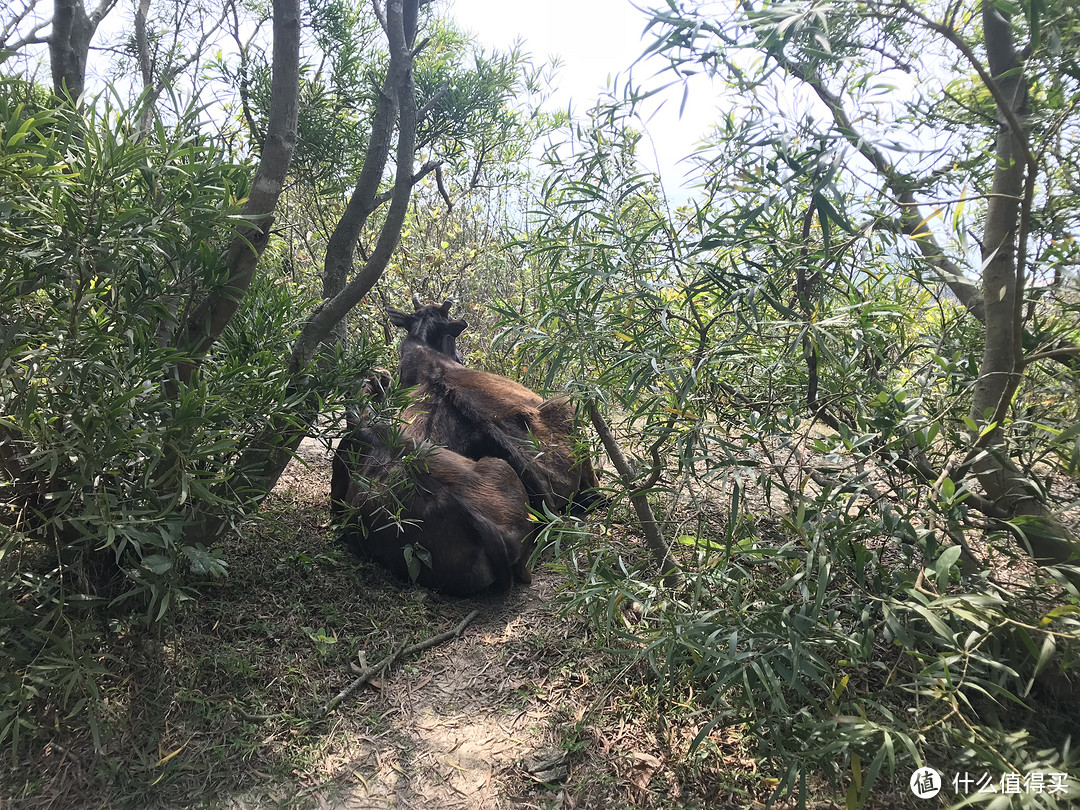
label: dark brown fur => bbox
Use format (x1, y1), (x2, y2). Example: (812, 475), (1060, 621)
(330, 406), (533, 596)
(387, 302), (603, 513)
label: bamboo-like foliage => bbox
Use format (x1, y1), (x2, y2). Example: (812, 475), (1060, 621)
(0, 89), (359, 753)
(498, 0), (1080, 800)
(0, 0), (546, 758)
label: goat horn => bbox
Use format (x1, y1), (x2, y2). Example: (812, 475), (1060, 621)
(441, 298), (454, 313)
(412, 292), (423, 310)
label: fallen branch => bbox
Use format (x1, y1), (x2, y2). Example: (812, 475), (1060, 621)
(322, 608), (480, 716)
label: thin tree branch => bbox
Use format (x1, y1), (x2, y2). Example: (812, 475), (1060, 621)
(228, 3), (264, 149)
(469, 140), (488, 190)
(411, 34), (431, 57)
(435, 163), (452, 210)
(371, 0), (386, 32)
(372, 159), (443, 208)
(587, 401), (681, 587)
(89, 0), (119, 24)
(901, 1), (1035, 170)
(155, 1), (232, 96)
(6, 30), (49, 48)
(760, 43), (988, 323)
(417, 78), (450, 122)
(1, 1), (41, 44)
(1023, 346), (1080, 366)
(133, 0), (152, 90)
(4, 16), (51, 51)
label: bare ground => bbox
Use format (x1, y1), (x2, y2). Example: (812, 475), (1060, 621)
(320, 573), (583, 810)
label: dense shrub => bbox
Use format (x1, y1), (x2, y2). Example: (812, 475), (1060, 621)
(505, 95), (1080, 805)
(0, 85), (371, 754)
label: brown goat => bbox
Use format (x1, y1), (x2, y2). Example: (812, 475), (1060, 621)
(385, 301), (603, 514)
(330, 380), (533, 596)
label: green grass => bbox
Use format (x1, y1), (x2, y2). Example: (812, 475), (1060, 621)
(1, 497), (456, 809)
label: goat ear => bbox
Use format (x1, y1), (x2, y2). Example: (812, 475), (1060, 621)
(385, 307), (413, 330)
(448, 319), (467, 337)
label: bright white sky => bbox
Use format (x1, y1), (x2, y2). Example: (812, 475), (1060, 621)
(446, 0), (721, 194)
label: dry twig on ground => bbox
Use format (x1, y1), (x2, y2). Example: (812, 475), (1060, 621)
(322, 608), (481, 715)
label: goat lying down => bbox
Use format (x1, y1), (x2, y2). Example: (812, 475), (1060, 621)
(330, 382), (534, 596)
(385, 299), (603, 514)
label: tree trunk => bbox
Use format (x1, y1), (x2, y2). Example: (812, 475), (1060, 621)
(290, 0), (422, 369)
(139, 0), (295, 551)
(133, 0), (155, 133)
(175, 0), (301, 385)
(49, 0), (94, 98)
(315, 0), (422, 353)
(969, 0), (1027, 493)
(319, 53), (404, 343)
(967, 2), (1078, 566)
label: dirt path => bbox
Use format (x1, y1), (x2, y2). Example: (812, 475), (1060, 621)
(326, 570), (578, 810)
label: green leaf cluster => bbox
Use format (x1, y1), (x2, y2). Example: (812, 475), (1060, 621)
(0, 83), (372, 756)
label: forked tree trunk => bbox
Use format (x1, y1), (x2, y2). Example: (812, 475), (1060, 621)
(49, 0), (115, 99)
(190, 0), (427, 519)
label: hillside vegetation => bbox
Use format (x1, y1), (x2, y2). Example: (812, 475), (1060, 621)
(2, 0), (1079, 807)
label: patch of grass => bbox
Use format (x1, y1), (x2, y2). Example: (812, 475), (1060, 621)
(0, 495), (471, 809)
(485, 553), (780, 810)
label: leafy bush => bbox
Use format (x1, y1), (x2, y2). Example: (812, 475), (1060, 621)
(506, 93), (1080, 805)
(0, 84), (370, 755)
(548, 515), (1080, 807)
